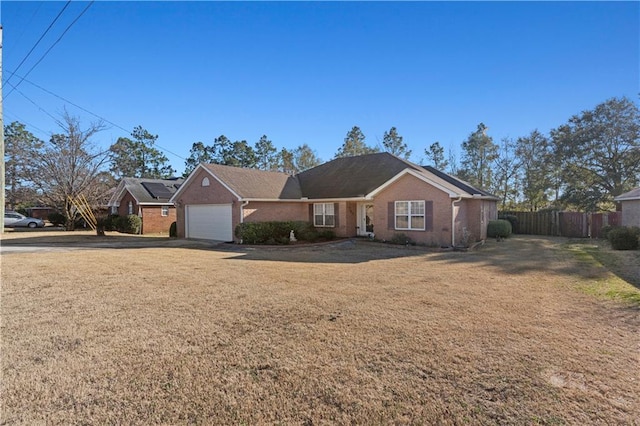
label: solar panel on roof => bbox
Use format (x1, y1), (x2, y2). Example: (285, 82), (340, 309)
(141, 182), (174, 199)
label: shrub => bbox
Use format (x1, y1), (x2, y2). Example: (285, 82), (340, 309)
(235, 221), (320, 244)
(48, 212), (66, 226)
(169, 221), (177, 238)
(389, 233), (414, 245)
(487, 219), (512, 239)
(317, 230), (336, 241)
(115, 214), (142, 234)
(608, 226), (640, 250)
(498, 214), (519, 233)
(600, 225), (616, 240)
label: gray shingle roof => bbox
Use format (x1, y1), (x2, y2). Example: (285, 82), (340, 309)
(190, 153), (498, 201)
(614, 187), (640, 201)
(202, 164), (301, 199)
(298, 152), (421, 198)
(117, 177), (184, 204)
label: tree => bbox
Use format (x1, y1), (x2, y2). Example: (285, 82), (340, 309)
(254, 135), (279, 171)
(334, 126), (378, 158)
(109, 126), (175, 179)
(516, 130), (552, 211)
(458, 123), (498, 188)
(551, 97), (640, 210)
(293, 144), (322, 172)
(382, 127), (411, 159)
(424, 141), (448, 170)
(31, 113), (110, 230)
(4, 121), (44, 209)
(228, 140), (257, 168)
(278, 148), (296, 174)
(183, 141), (215, 176)
(492, 137), (520, 209)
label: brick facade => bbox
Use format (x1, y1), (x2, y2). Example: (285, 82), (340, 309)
(115, 190), (176, 235)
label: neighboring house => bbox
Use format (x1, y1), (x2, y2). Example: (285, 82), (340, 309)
(171, 153), (499, 246)
(614, 188), (640, 227)
(108, 177), (184, 234)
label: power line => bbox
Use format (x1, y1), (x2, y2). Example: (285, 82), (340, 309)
(4, 78), (64, 127)
(3, 111), (51, 139)
(4, 1), (71, 89)
(5, 71), (187, 162)
(4, 1), (93, 100)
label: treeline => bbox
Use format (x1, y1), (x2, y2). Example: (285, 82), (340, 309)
(4, 97), (639, 227)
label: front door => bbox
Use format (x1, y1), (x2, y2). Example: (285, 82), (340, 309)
(357, 203), (374, 237)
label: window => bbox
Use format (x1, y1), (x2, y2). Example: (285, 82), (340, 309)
(161, 206), (169, 217)
(111, 206), (118, 215)
(128, 201), (133, 215)
(202, 177), (210, 187)
(314, 203), (335, 227)
(395, 201), (425, 231)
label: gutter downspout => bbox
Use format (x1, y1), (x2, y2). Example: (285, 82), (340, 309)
(451, 197), (462, 247)
(239, 200), (249, 243)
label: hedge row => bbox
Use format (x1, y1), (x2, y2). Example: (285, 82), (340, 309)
(234, 221), (335, 245)
(605, 226), (640, 250)
(97, 214), (141, 234)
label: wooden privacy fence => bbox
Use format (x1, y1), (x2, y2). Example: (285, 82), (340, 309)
(499, 211), (621, 238)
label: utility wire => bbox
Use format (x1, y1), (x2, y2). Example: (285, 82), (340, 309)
(10, 1), (45, 52)
(4, 79), (64, 127)
(4, 1), (94, 100)
(4, 1), (71, 89)
(5, 71), (187, 161)
(4, 111), (51, 138)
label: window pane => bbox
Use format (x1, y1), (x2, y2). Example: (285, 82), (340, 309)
(324, 203), (334, 215)
(314, 204), (323, 215)
(396, 201), (408, 215)
(314, 215), (324, 226)
(325, 215), (335, 227)
(411, 201), (425, 215)
(411, 216), (425, 229)
(396, 216), (409, 229)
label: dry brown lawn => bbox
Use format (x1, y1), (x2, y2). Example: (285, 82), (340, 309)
(1, 233), (639, 424)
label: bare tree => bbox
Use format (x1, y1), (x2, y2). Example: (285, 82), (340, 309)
(33, 112), (110, 230)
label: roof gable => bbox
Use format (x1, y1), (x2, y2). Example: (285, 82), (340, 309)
(202, 164), (301, 200)
(297, 152), (421, 199)
(109, 177), (184, 206)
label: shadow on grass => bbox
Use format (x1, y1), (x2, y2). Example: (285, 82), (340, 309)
(218, 239), (430, 264)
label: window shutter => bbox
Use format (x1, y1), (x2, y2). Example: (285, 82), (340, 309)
(334, 203), (339, 227)
(309, 204), (314, 224)
(425, 200), (433, 232)
(388, 202), (395, 229)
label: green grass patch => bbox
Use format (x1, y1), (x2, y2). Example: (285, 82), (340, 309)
(563, 242), (640, 306)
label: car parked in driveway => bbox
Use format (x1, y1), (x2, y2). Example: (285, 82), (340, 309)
(4, 211), (45, 228)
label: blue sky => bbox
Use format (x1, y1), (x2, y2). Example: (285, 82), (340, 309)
(2, 1), (638, 175)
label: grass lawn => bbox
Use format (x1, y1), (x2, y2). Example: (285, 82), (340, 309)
(1, 233), (638, 424)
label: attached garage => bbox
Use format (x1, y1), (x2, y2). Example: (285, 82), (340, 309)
(185, 204), (233, 241)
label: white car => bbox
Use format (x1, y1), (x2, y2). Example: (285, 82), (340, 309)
(4, 211), (45, 228)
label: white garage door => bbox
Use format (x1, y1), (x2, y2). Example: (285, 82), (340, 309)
(186, 204), (233, 241)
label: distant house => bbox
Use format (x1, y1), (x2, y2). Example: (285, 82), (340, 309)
(614, 188), (640, 227)
(170, 153), (499, 246)
(108, 177), (184, 234)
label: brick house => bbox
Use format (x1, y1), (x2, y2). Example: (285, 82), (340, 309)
(614, 188), (640, 227)
(108, 177), (184, 234)
(170, 153), (499, 246)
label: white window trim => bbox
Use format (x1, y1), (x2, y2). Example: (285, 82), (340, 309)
(395, 200), (426, 231)
(128, 201), (133, 215)
(202, 177), (210, 187)
(161, 206), (169, 217)
(313, 203), (335, 227)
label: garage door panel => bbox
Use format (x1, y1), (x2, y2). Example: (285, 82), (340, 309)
(186, 204), (233, 241)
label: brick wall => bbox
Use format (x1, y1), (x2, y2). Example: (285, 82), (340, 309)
(141, 206), (176, 234)
(373, 174), (453, 246)
(243, 201), (308, 223)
